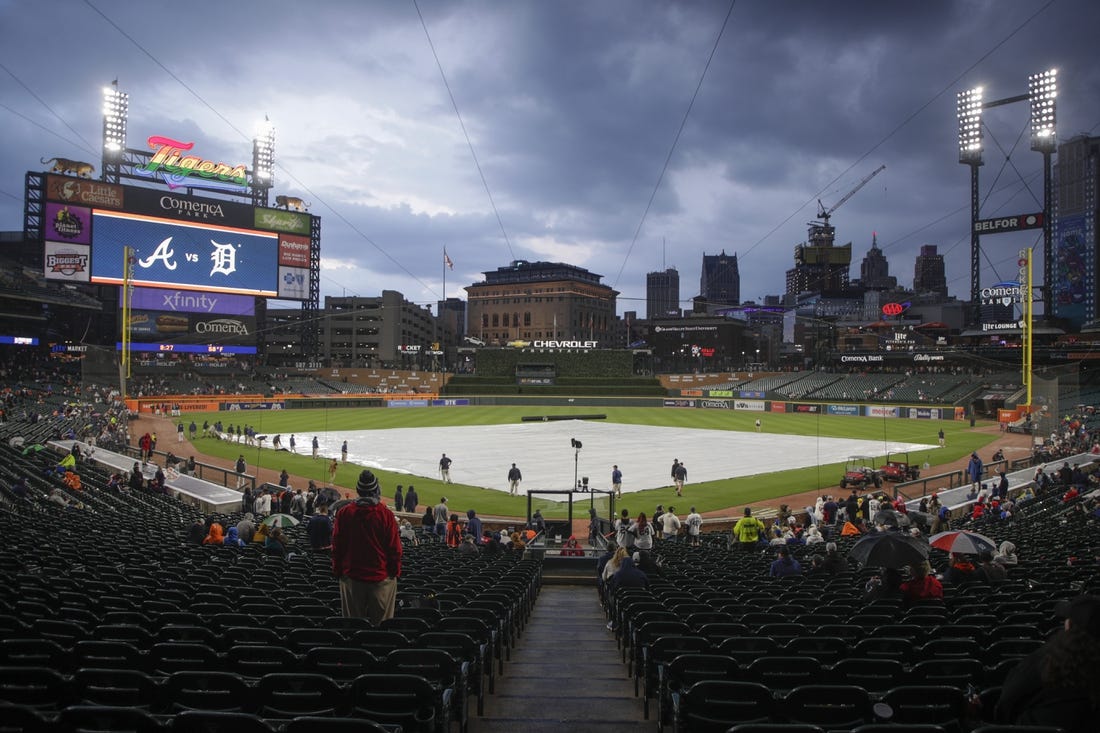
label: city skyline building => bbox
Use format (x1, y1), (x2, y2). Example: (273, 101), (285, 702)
(1053, 134), (1099, 329)
(465, 260), (618, 346)
(646, 267), (680, 319)
(700, 250), (740, 307)
(913, 244), (948, 298)
(857, 232), (897, 291)
(785, 222), (852, 296)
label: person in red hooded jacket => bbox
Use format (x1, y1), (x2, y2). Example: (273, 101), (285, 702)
(561, 535), (585, 556)
(332, 470), (402, 626)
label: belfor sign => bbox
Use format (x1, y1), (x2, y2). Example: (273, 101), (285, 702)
(973, 213), (1044, 234)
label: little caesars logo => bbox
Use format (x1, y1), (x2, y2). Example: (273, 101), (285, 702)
(47, 251), (89, 276)
(47, 175), (123, 208)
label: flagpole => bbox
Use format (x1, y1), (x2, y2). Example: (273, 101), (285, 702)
(441, 247), (446, 374)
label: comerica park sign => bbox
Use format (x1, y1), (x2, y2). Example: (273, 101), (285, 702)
(980, 281), (1038, 306)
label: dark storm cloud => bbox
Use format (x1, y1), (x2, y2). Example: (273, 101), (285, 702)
(1, 0), (1097, 312)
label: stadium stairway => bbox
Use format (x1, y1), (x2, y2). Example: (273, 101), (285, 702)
(469, 585), (649, 732)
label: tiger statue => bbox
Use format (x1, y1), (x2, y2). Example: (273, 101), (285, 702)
(274, 195), (310, 212)
(41, 157), (95, 178)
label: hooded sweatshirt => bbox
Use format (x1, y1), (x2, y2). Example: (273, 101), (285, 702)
(994, 541), (1018, 566)
(610, 556), (649, 590)
(466, 509), (483, 541)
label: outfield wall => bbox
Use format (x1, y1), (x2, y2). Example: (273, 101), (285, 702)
(662, 395), (960, 420)
(135, 389), (962, 420)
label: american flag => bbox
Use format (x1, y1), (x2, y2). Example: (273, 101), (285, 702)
(444, 250), (454, 270)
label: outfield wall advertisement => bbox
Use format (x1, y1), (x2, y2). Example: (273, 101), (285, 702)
(668, 397), (952, 419)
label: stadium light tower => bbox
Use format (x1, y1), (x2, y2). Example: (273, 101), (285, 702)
(251, 116), (275, 208)
(1029, 69), (1057, 318)
(957, 86), (983, 325)
(1028, 69), (1057, 152)
(957, 86), (984, 164)
(101, 81), (128, 184)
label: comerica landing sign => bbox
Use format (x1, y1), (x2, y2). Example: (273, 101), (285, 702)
(138, 135), (248, 192)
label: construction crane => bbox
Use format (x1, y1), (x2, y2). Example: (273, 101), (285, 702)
(816, 164), (886, 227)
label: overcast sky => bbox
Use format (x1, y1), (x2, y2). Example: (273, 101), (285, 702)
(2, 0), (1097, 317)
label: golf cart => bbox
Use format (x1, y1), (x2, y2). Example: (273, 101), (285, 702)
(840, 455), (883, 490)
(881, 452), (920, 482)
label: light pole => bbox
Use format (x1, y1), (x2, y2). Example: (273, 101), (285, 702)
(571, 437), (587, 508)
(1028, 68), (1057, 320)
(957, 85), (983, 326)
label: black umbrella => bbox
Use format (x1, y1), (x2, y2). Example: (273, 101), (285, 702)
(873, 509), (911, 528)
(328, 498), (352, 516)
(317, 487), (342, 505)
(848, 532), (929, 569)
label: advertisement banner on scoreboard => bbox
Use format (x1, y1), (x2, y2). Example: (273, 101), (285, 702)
(125, 311), (256, 345)
(44, 242), (91, 282)
(91, 211), (278, 295)
(255, 207), (310, 235)
(278, 234), (311, 267)
(122, 287), (255, 316)
(123, 185), (256, 228)
(45, 202), (92, 244)
(278, 266), (309, 300)
(46, 175), (124, 209)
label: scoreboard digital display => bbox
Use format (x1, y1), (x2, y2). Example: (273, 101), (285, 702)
(92, 211), (279, 296)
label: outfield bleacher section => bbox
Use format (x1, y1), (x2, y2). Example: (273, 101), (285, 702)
(771, 372), (843, 399)
(736, 373), (810, 394)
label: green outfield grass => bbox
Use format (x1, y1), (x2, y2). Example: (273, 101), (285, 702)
(180, 406), (996, 519)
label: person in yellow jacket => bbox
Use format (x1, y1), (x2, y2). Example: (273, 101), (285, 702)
(732, 507), (766, 552)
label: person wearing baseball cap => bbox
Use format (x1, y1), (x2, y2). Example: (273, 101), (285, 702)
(995, 594), (1100, 731)
(331, 470), (402, 626)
